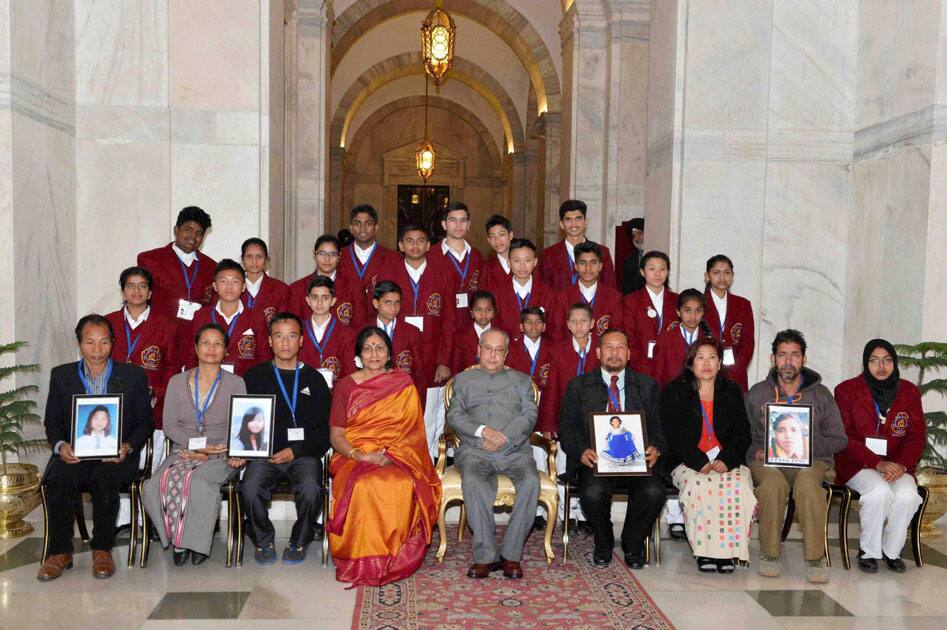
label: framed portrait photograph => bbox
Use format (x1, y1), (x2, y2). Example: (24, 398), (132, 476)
(764, 403), (813, 468)
(71, 394), (123, 460)
(227, 395), (276, 459)
(588, 412), (651, 476)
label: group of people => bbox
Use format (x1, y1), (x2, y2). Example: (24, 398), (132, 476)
(37, 201), (926, 587)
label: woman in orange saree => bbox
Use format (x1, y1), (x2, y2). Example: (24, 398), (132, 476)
(327, 326), (442, 586)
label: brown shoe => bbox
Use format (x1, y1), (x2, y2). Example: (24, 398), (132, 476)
(466, 561), (502, 578)
(37, 553), (73, 581)
(501, 557), (523, 579)
(91, 550), (115, 579)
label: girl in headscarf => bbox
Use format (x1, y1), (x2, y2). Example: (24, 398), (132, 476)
(833, 339), (925, 574)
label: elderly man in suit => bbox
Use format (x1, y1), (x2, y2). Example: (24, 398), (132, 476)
(447, 328), (539, 579)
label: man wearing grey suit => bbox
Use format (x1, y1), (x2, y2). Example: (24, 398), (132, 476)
(448, 328), (540, 579)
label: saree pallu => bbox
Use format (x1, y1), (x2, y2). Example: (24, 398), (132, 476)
(328, 372), (441, 586)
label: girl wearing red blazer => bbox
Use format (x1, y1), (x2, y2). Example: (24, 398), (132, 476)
(450, 291), (496, 375)
(702, 255), (755, 392)
(834, 339), (925, 573)
(240, 238), (290, 324)
(652, 289), (711, 387)
(622, 251), (679, 376)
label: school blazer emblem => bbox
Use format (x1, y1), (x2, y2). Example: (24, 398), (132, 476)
(891, 411), (909, 435)
(140, 345), (161, 370)
(537, 362), (551, 387)
(396, 350), (413, 372)
(237, 334), (256, 359)
(264, 306), (277, 322)
(730, 322), (744, 345)
(336, 302), (353, 325)
(596, 315), (611, 336)
(469, 269), (480, 291)
(427, 292), (442, 316)
(322, 356), (342, 377)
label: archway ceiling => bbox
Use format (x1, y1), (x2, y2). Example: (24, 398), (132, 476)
(332, 0), (561, 114)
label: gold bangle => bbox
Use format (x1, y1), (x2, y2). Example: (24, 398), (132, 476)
(349, 448), (360, 460)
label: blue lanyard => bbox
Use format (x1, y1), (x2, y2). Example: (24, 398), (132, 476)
(348, 244), (376, 281)
(77, 359), (112, 395)
(245, 283), (258, 309)
(273, 362), (300, 427)
(124, 319), (141, 362)
(408, 275), (421, 313)
(211, 308), (241, 341)
(178, 255), (199, 301)
(576, 348), (588, 376)
(306, 317), (336, 364)
(527, 341), (540, 377)
(606, 380), (622, 411)
(681, 326), (697, 348)
(515, 291), (531, 312)
(193, 366), (222, 432)
(656, 309), (664, 335)
(873, 400), (886, 433)
(448, 250), (471, 284)
(566, 249), (578, 285)
(700, 401), (716, 444)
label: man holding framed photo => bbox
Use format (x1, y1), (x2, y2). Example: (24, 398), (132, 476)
(38, 315), (154, 581)
(237, 313), (331, 564)
(745, 329), (848, 583)
(558, 329), (667, 569)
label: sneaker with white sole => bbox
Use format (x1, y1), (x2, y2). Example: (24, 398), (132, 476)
(757, 554), (781, 577)
(806, 557), (829, 583)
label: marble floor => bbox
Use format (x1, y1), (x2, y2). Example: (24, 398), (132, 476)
(1, 516), (945, 629)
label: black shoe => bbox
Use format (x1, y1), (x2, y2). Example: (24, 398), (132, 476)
(884, 555), (906, 573)
(172, 549), (190, 566)
(312, 523), (325, 541)
(191, 551), (210, 565)
(623, 546), (645, 570)
(592, 548), (612, 567)
(857, 550), (878, 573)
(669, 523), (687, 540)
(696, 556), (716, 573)
(532, 516), (547, 531)
(715, 558), (735, 574)
(576, 520), (595, 536)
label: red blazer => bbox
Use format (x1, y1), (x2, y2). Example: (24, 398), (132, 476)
(105, 309), (180, 430)
(427, 245), (485, 332)
(556, 283), (624, 339)
(337, 243), (399, 319)
(378, 261), (456, 385)
(537, 240), (616, 291)
(545, 336), (601, 433)
(299, 315), (356, 382)
(507, 335), (555, 433)
(241, 273), (290, 324)
(451, 324), (483, 375)
(493, 277), (563, 343)
(481, 255), (510, 293)
(137, 244), (216, 321)
(288, 273), (363, 328)
(834, 376), (926, 484)
(386, 318), (424, 394)
(652, 322), (694, 387)
(182, 305), (272, 376)
(703, 290), (755, 392)
(622, 287), (679, 375)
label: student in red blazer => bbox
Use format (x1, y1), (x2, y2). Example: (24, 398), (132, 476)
(834, 339), (925, 572)
(289, 234), (362, 328)
(537, 200), (616, 291)
(652, 290), (711, 387)
(372, 281), (424, 395)
(182, 259), (272, 376)
(482, 214), (513, 293)
(557, 241), (624, 339)
(298, 276), (356, 388)
(493, 239), (562, 342)
(105, 266), (180, 430)
(545, 303), (601, 435)
(137, 206), (216, 321)
(336, 205), (399, 319)
(622, 251), (679, 376)
(703, 255), (755, 392)
(507, 308), (555, 434)
(426, 202), (485, 333)
(379, 224), (455, 388)
(240, 238), (290, 324)
(451, 291), (496, 374)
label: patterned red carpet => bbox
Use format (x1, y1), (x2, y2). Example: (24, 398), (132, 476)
(352, 525), (675, 629)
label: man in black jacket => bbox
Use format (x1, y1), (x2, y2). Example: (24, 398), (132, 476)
(237, 312), (331, 564)
(558, 329), (667, 568)
(39, 314), (154, 581)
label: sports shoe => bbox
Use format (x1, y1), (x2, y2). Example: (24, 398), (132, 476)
(806, 557), (829, 583)
(282, 542), (308, 564)
(757, 554), (781, 577)
(254, 543), (276, 564)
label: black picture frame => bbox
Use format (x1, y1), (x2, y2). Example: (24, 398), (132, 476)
(70, 394), (124, 460)
(764, 403), (813, 468)
(227, 395), (277, 459)
(588, 411), (651, 476)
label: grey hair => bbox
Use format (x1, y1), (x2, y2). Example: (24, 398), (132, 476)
(479, 328), (510, 350)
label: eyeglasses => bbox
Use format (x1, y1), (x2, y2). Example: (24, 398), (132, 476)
(867, 357), (894, 366)
(316, 251), (340, 259)
(480, 344), (507, 355)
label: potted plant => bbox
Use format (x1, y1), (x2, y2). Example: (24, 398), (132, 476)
(895, 341), (947, 539)
(0, 341), (46, 538)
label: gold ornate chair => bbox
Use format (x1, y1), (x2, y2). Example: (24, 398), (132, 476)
(435, 366), (558, 563)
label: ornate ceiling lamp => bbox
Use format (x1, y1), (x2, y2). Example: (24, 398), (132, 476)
(415, 75), (436, 182)
(421, 1), (456, 86)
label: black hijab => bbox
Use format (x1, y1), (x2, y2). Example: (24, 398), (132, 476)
(862, 338), (900, 415)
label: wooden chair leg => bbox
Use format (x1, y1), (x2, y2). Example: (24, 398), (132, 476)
(40, 485), (50, 565)
(436, 500), (450, 563)
(839, 488), (852, 570)
(127, 483), (138, 569)
(911, 486), (929, 568)
(561, 482), (571, 565)
(780, 493), (795, 542)
(653, 517), (662, 567)
(139, 481), (151, 569)
(235, 489), (244, 567)
(322, 488), (330, 568)
(540, 497), (556, 564)
(822, 484), (832, 568)
(458, 504), (467, 542)
(226, 483), (234, 568)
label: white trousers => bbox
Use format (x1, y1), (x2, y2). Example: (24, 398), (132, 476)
(847, 468), (922, 560)
(532, 440), (583, 520)
(665, 499), (684, 524)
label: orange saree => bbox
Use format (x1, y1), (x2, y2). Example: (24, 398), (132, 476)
(327, 371), (441, 586)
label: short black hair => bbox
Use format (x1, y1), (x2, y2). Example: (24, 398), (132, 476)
(558, 199), (587, 220)
(268, 311), (302, 335)
(350, 204), (378, 223)
(119, 266), (153, 290)
(354, 326), (393, 370)
(444, 201), (470, 219)
(567, 302), (594, 320)
(640, 250), (670, 271)
(315, 234), (340, 252)
(307, 275), (335, 296)
(241, 237), (268, 258)
(470, 290), (495, 310)
(176, 206), (212, 231)
(399, 223), (429, 241)
(508, 238), (536, 255)
(75, 314), (114, 342)
(772, 329), (807, 356)
(706, 254), (734, 272)
(214, 258), (246, 279)
(520, 306), (546, 323)
(486, 214), (511, 233)
(195, 322), (229, 347)
(373, 280), (402, 300)
(337, 229), (354, 247)
(574, 240), (602, 261)
(677, 288), (705, 309)
(600, 328), (629, 345)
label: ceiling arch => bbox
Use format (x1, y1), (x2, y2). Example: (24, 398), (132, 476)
(332, 0), (561, 114)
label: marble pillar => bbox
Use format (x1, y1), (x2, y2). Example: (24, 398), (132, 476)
(0, 0), (14, 345)
(541, 111), (561, 247)
(509, 150), (527, 236)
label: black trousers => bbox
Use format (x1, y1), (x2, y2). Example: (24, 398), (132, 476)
(239, 456), (323, 548)
(577, 466), (667, 553)
(44, 455), (139, 554)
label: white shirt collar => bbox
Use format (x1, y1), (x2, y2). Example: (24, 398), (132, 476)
(172, 243), (197, 266)
(354, 241), (376, 265)
(310, 315), (330, 341)
(513, 276), (532, 299)
(377, 318), (396, 336)
(442, 239), (471, 261)
(498, 254), (510, 274)
(572, 335), (591, 356)
(124, 306), (150, 330)
(602, 368), (625, 390)
(245, 274), (264, 297)
(405, 260), (426, 283)
(579, 282), (597, 303)
(646, 285), (664, 311)
(711, 290), (728, 323)
(524, 336), (541, 359)
(564, 238), (585, 261)
(215, 300), (244, 325)
(474, 322), (491, 339)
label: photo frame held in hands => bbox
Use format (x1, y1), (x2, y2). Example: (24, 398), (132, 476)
(227, 395), (276, 459)
(764, 403), (813, 468)
(588, 412), (651, 476)
(71, 394), (123, 460)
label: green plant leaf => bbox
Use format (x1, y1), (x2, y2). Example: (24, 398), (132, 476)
(920, 379), (947, 396)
